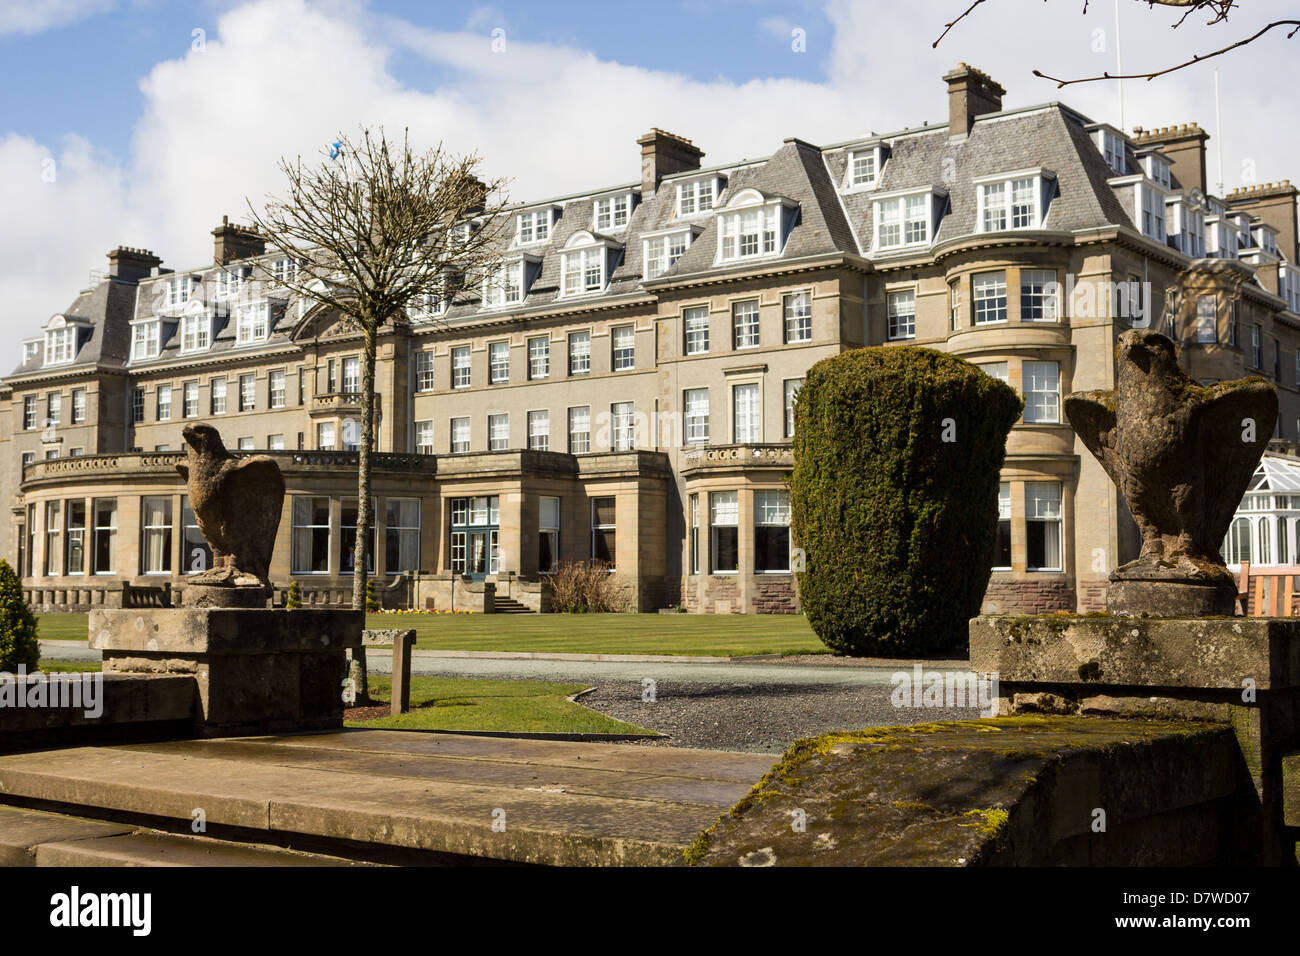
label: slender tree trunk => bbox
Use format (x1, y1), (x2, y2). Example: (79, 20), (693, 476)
(350, 321), (378, 705)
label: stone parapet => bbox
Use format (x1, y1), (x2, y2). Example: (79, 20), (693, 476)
(90, 607), (363, 736)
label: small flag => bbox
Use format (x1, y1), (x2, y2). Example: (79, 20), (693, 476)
(329, 140), (344, 160)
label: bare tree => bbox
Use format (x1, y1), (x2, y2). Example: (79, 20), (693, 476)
(247, 128), (510, 623)
(935, 1), (1298, 85)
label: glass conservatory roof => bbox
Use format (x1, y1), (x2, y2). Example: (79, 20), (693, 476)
(1247, 454), (1300, 493)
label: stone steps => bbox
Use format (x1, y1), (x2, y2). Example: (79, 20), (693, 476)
(0, 805), (375, 867)
(493, 597), (536, 614)
(0, 730), (773, 866)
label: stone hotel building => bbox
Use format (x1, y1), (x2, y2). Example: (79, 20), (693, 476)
(5, 65), (1300, 614)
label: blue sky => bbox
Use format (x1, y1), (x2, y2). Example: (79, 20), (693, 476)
(2, 0), (1297, 341)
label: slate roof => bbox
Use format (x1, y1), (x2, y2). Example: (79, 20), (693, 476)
(8, 101), (1194, 377)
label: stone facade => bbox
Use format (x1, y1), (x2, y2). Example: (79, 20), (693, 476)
(5, 66), (1300, 615)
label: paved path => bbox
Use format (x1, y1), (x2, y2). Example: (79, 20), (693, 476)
(0, 731), (774, 866)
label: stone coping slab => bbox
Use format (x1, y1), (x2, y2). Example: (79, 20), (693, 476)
(0, 730), (774, 866)
(89, 608), (364, 655)
(970, 615), (1300, 691)
(687, 716), (1238, 866)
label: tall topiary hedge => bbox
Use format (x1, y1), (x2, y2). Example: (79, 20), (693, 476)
(791, 346), (1022, 656)
(0, 559), (39, 672)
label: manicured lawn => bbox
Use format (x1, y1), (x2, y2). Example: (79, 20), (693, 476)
(37, 660), (101, 673)
(366, 611), (825, 657)
(35, 614), (90, 641)
(346, 674), (654, 735)
(34, 610), (827, 657)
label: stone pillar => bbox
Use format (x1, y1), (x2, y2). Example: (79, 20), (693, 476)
(90, 607), (363, 736)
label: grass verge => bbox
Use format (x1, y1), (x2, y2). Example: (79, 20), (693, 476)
(346, 673), (656, 735)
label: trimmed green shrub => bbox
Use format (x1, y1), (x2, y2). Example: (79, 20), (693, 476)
(286, 580), (302, 609)
(791, 346), (1022, 656)
(0, 559), (39, 672)
(365, 578), (380, 613)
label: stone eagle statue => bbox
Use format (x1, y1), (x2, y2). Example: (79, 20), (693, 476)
(1064, 329), (1276, 615)
(176, 423), (285, 587)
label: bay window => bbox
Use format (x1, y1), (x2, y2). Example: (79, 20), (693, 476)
(1020, 269), (1059, 321)
(1026, 482), (1063, 571)
(709, 491), (738, 574)
(292, 496), (331, 574)
(538, 497), (560, 573)
(754, 490), (791, 573)
(973, 271), (1008, 325)
(1196, 295), (1218, 344)
(1022, 361), (1060, 423)
(386, 499), (421, 573)
(591, 497), (616, 567)
(140, 496), (172, 575)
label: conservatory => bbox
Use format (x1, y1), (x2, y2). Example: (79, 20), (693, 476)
(1221, 453), (1300, 568)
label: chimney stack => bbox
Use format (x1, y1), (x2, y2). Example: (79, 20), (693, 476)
(944, 64), (1005, 138)
(1227, 180), (1300, 263)
(212, 215), (266, 265)
(1132, 124), (1210, 194)
(637, 129), (704, 198)
(106, 246), (162, 282)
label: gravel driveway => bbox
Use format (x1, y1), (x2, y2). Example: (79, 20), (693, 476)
(579, 676), (988, 754)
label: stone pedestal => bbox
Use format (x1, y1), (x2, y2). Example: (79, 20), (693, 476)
(970, 614), (1300, 864)
(89, 607), (364, 736)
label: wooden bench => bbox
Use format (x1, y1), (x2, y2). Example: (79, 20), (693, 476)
(1236, 561), (1300, 616)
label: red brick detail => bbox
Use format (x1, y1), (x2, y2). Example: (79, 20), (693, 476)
(981, 579), (1075, 615)
(751, 577), (799, 614)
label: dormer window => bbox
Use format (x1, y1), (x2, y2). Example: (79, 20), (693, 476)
(409, 277), (450, 320)
(517, 209), (554, 246)
(180, 309), (212, 352)
(1168, 199), (1206, 258)
(1254, 226), (1280, 257)
(1280, 264), (1300, 314)
(22, 341), (39, 364)
(130, 320), (161, 361)
(1139, 185), (1167, 243)
(643, 227), (698, 279)
(560, 233), (621, 297)
(676, 178), (719, 217)
(216, 266), (250, 300)
(482, 260), (529, 309)
(43, 317), (77, 366)
(1207, 217), (1239, 259)
(846, 146), (886, 190)
(1141, 155), (1172, 189)
(161, 275), (197, 313)
(594, 193), (634, 232)
(872, 188), (946, 251)
(235, 301), (269, 344)
(271, 257), (298, 286)
(1093, 128), (1127, 174)
(975, 170), (1054, 232)
(716, 188), (796, 263)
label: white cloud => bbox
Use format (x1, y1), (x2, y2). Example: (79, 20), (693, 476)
(0, 0), (115, 36)
(3, 0), (1298, 342)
